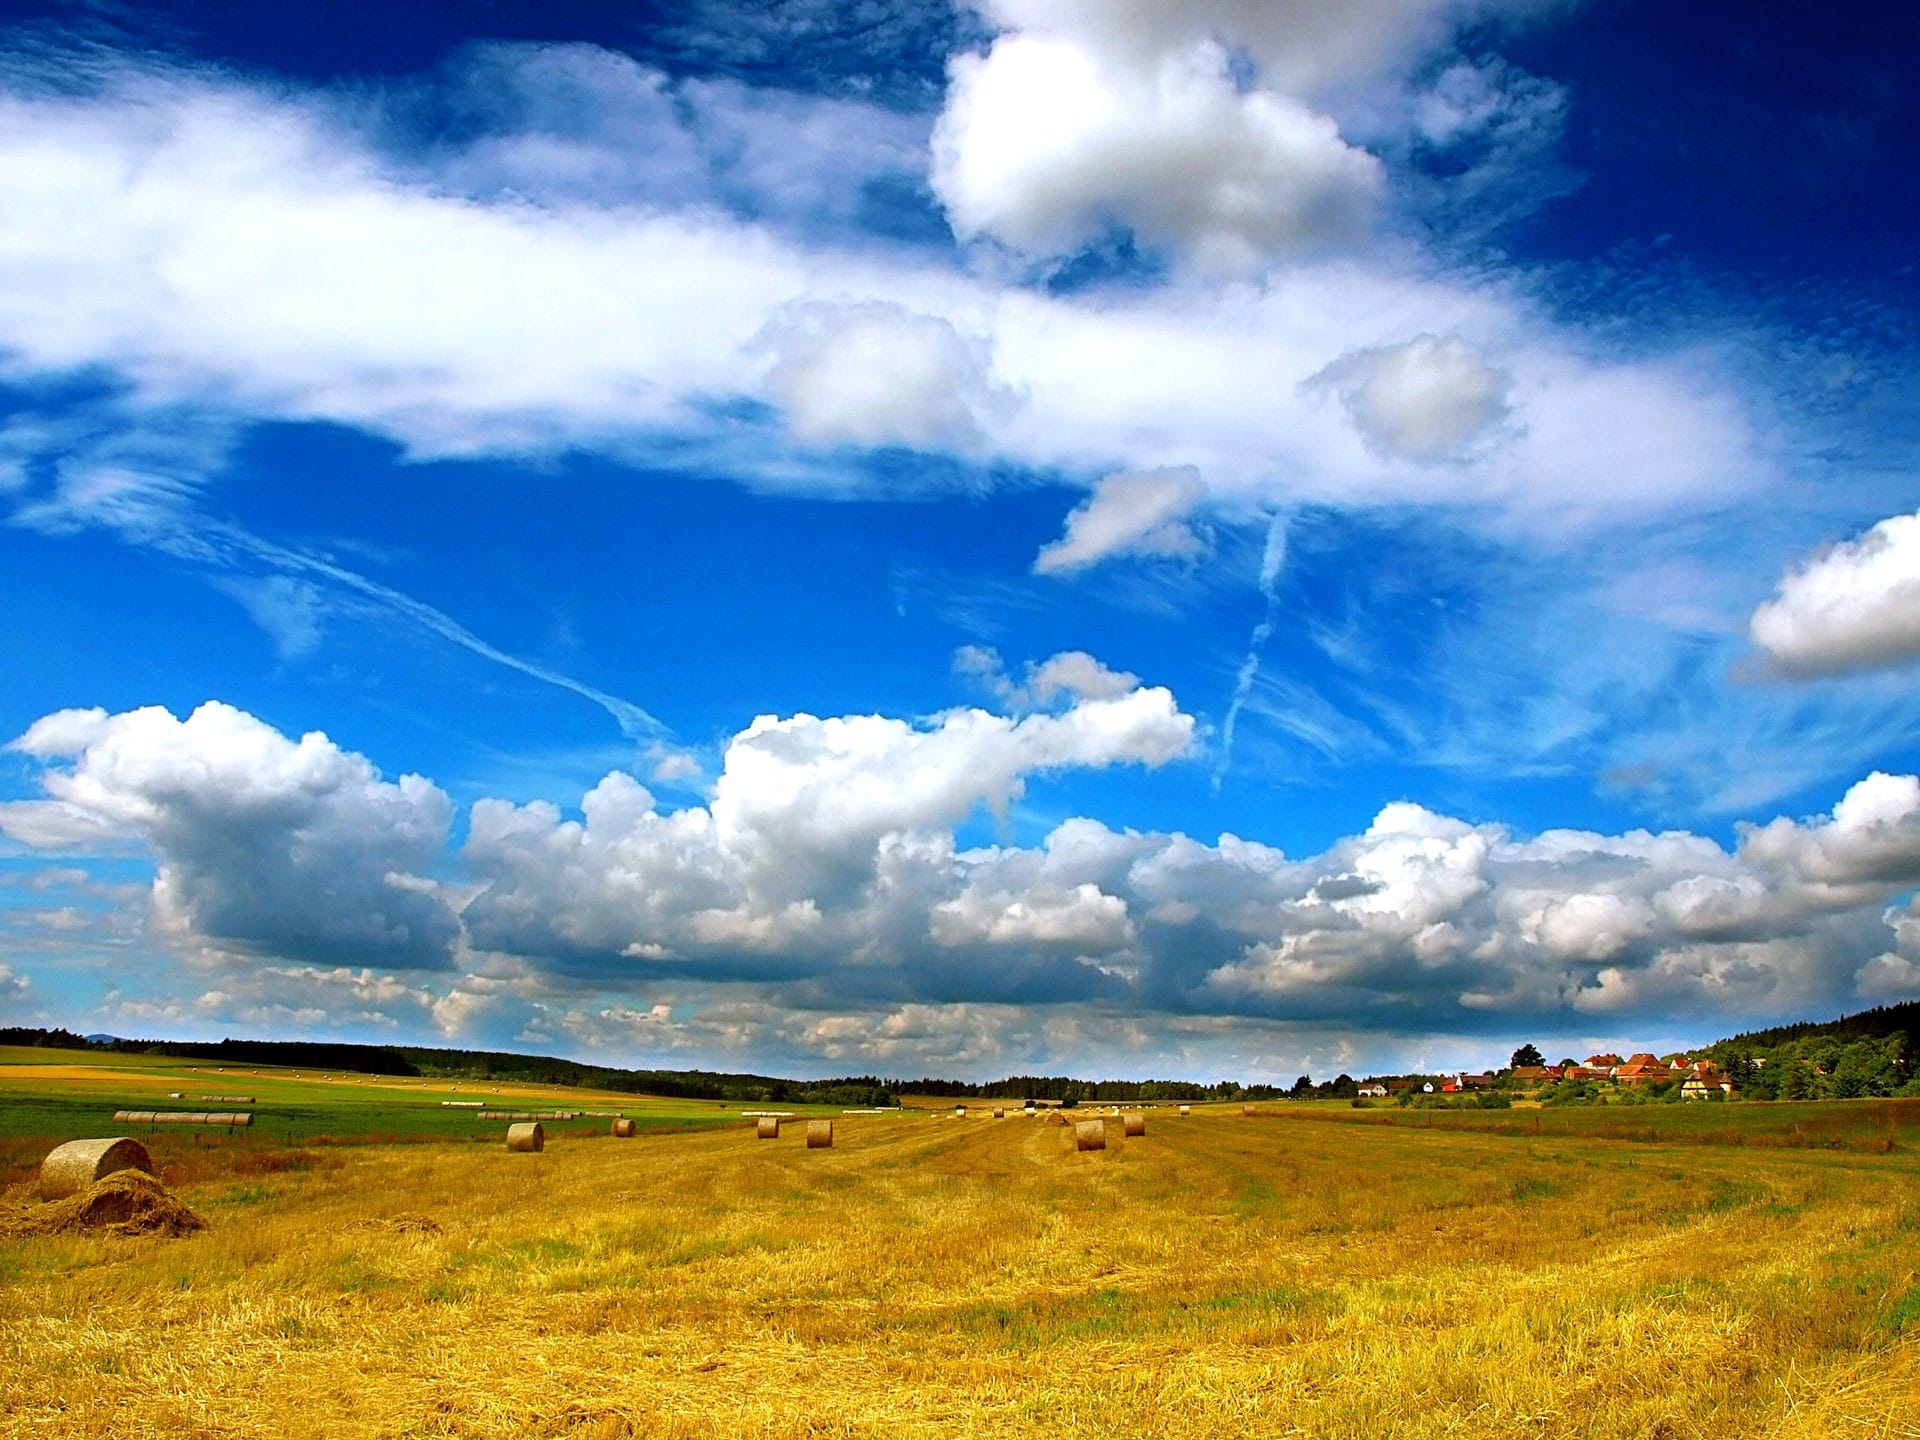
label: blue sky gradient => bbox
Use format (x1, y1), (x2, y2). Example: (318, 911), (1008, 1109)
(1, 0), (1916, 1080)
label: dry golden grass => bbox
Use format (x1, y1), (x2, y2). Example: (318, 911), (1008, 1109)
(2, 1110), (1917, 1439)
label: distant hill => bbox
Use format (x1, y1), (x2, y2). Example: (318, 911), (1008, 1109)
(1704, 1001), (1920, 1052)
(1695, 1003), (1916, 1101)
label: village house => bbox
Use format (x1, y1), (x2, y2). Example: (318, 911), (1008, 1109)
(1613, 1053), (1680, 1084)
(1356, 1083), (1388, 1098)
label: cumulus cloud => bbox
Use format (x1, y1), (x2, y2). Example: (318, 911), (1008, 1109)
(462, 702), (1920, 1039)
(930, 1), (1561, 272)
(1034, 467), (1211, 574)
(932, 28), (1383, 272)
(1750, 511), (1920, 677)
(970, 1), (1534, 103)
(759, 300), (1010, 450)
(9, 692), (1920, 1065)
(1, 702), (460, 970)
(1306, 334), (1514, 461)
(460, 670), (1193, 974)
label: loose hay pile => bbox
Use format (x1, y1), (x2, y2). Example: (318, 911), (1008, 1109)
(352, 1215), (443, 1235)
(2, 1170), (204, 1239)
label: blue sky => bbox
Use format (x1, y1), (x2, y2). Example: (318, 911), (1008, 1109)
(1, 0), (1917, 1081)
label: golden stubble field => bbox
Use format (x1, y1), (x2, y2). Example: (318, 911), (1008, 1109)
(3, 1108), (1918, 1440)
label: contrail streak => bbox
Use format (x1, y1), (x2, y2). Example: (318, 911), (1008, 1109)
(1214, 512), (1290, 791)
(238, 533), (667, 740)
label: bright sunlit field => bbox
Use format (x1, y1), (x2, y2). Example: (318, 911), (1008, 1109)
(3, 1055), (1918, 1439)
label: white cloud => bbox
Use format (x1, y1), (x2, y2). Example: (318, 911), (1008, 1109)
(462, 672), (1194, 964)
(0, 51), (1762, 539)
(12, 692), (1920, 1067)
(1750, 511), (1920, 677)
(759, 300), (1009, 449)
(1034, 467), (1210, 574)
(931, 881), (1135, 952)
(932, 29), (1382, 272)
(215, 575), (326, 659)
(954, 646), (1140, 705)
(970, 1), (1536, 103)
(2, 702), (460, 970)
(1306, 334), (1514, 461)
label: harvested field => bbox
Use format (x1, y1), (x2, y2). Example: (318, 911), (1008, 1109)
(3, 1070), (1918, 1438)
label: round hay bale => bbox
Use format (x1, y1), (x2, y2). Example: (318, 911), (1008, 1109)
(955, 1105), (967, 1117)
(1241, 1104), (1256, 1116)
(1124, 1112), (1146, 1137)
(1074, 1120), (1106, 1152)
(1178, 1104), (1191, 1116)
(612, 1118), (636, 1138)
(806, 1119), (834, 1149)
(505, 1122), (544, 1153)
(993, 1107), (1005, 1119)
(38, 1137), (155, 1202)
(756, 1117), (781, 1140)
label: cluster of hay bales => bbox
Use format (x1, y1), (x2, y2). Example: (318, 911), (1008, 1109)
(112, 1111), (253, 1127)
(806, 1120), (833, 1148)
(197, 1095), (254, 1104)
(756, 1117), (781, 1139)
(1075, 1120), (1107, 1152)
(505, 1122), (544, 1152)
(441, 1100), (484, 1107)
(612, 1118), (637, 1138)
(475, 1111), (577, 1121)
